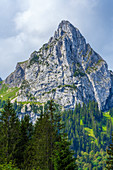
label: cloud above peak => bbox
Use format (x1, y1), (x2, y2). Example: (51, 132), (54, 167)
(0, 0), (113, 79)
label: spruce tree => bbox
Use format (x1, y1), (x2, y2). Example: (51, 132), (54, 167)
(32, 110), (56, 170)
(14, 114), (33, 169)
(53, 139), (78, 170)
(0, 99), (19, 164)
(21, 100), (78, 170)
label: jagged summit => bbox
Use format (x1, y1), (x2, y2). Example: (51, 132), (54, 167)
(58, 20), (78, 33)
(58, 20), (71, 27)
(1, 21), (113, 111)
(0, 77), (2, 82)
(57, 20), (77, 33)
(53, 20), (86, 48)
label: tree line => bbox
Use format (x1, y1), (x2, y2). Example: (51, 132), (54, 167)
(0, 99), (77, 170)
(62, 101), (113, 169)
(1, 99), (113, 169)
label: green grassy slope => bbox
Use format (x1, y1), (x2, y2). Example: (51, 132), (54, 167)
(0, 84), (19, 100)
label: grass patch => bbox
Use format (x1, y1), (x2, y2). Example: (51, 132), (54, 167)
(18, 60), (28, 65)
(84, 127), (95, 138)
(0, 81), (3, 85)
(58, 84), (77, 90)
(80, 119), (84, 125)
(103, 111), (113, 123)
(84, 127), (98, 145)
(18, 101), (43, 105)
(0, 85), (19, 100)
(0, 84), (8, 94)
(102, 126), (107, 131)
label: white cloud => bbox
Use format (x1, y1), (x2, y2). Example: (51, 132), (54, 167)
(0, 0), (113, 79)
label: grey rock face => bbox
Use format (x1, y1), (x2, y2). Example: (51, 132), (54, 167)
(104, 70), (113, 110)
(5, 61), (27, 87)
(4, 20), (113, 110)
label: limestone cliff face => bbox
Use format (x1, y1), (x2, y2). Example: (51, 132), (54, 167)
(5, 61), (27, 87)
(4, 20), (113, 110)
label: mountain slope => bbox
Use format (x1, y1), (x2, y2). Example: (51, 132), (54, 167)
(1, 20), (113, 110)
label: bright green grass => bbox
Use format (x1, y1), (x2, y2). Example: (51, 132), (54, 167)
(18, 60), (28, 65)
(0, 84), (19, 100)
(84, 127), (98, 145)
(84, 127), (95, 138)
(102, 111), (113, 131)
(0, 84), (8, 94)
(18, 101), (43, 105)
(103, 111), (113, 123)
(80, 119), (84, 125)
(102, 126), (107, 131)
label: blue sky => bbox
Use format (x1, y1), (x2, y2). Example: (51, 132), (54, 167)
(0, 0), (113, 79)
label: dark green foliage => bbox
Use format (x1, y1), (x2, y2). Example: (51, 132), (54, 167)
(53, 139), (77, 170)
(14, 115), (33, 169)
(62, 101), (113, 169)
(33, 113), (56, 169)
(24, 99), (77, 170)
(0, 99), (20, 164)
(0, 80), (2, 85)
(77, 150), (107, 169)
(0, 99), (77, 169)
(0, 161), (19, 170)
(106, 133), (113, 169)
(3, 98), (113, 169)
(0, 99), (5, 108)
(109, 108), (113, 117)
(57, 84), (77, 90)
(31, 99), (62, 170)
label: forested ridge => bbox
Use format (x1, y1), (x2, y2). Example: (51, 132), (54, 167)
(0, 99), (113, 169)
(0, 99), (77, 170)
(62, 102), (113, 169)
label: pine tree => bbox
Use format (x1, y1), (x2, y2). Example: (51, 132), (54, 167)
(106, 132), (113, 169)
(14, 114), (33, 169)
(0, 99), (20, 164)
(24, 99), (77, 170)
(32, 107), (56, 170)
(20, 99), (78, 170)
(52, 138), (78, 170)
(46, 100), (78, 170)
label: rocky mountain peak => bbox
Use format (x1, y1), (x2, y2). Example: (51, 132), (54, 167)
(0, 77), (2, 82)
(2, 21), (113, 111)
(52, 20), (86, 49)
(57, 20), (76, 34)
(57, 20), (79, 36)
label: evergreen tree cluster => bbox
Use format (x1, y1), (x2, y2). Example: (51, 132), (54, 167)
(1, 99), (113, 169)
(0, 99), (77, 170)
(77, 150), (107, 169)
(62, 101), (113, 169)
